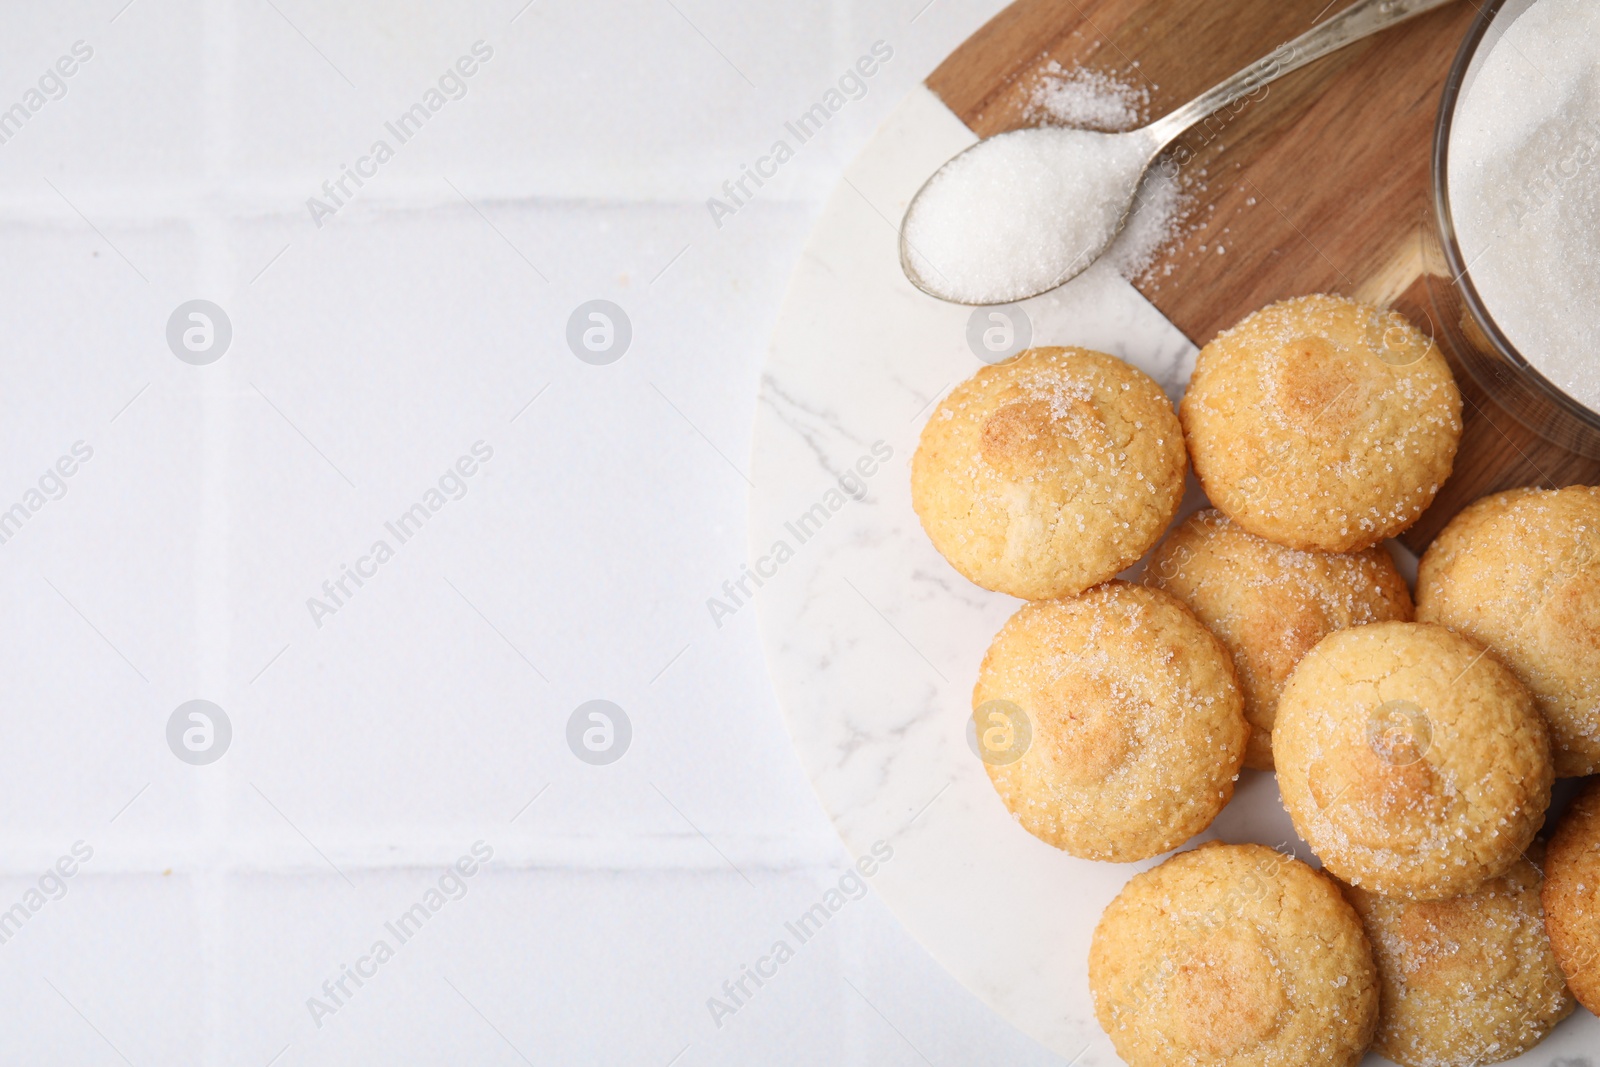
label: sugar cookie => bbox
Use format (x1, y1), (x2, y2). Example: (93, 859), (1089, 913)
(1180, 294), (1462, 552)
(1543, 779), (1600, 1014)
(913, 347), (1186, 600)
(1090, 841), (1378, 1067)
(1343, 850), (1574, 1067)
(1145, 508), (1413, 770)
(1418, 485), (1600, 776)
(1273, 621), (1552, 901)
(973, 581), (1246, 861)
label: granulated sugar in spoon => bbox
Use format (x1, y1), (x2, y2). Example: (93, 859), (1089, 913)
(901, 0), (1460, 306)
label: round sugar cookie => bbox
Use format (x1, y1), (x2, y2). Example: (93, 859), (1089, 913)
(912, 347), (1186, 600)
(973, 581), (1246, 861)
(1144, 508), (1413, 770)
(1417, 485), (1600, 776)
(1342, 850), (1574, 1067)
(1273, 621), (1552, 901)
(1544, 778), (1600, 1014)
(1179, 294), (1462, 552)
(1090, 842), (1379, 1067)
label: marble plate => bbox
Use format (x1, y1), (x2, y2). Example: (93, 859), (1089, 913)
(749, 85), (1598, 1065)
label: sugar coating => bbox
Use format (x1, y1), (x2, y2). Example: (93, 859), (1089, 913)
(903, 127), (1150, 304)
(1449, 0), (1600, 412)
(1417, 485), (1600, 776)
(1089, 841), (1379, 1067)
(1145, 509), (1414, 771)
(912, 347), (1186, 601)
(1180, 294), (1463, 553)
(1273, 622), (1552, 901)
(974, 582), (1246, 861)
(1543, 778), (1600, 1015)
(1342, 850), (1574, 1067)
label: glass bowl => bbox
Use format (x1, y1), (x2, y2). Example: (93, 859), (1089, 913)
(1427, 0), (1600, 459)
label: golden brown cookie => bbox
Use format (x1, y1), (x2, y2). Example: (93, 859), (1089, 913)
(1544, 778), (1600, 1014)
(912, 347), (1186, 600)
(1179, 294), (1462, 553)
(1273, 621), (1552, 901)
(1090, 841), (1379, 1067)
(1342, 849), (1574, 1067)
(973, 581), (1246, 861)
(1144, 509), (1414, 770)
(1417, 485), (1600, 776)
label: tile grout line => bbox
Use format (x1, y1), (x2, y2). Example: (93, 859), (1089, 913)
(0, 833), (862, 876)
(195, 2), (240, 1064)
(0, 184), (835, 224)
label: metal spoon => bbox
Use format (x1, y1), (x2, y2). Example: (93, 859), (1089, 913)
(900, 0), (1461, 305)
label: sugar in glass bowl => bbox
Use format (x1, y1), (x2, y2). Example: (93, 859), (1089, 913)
(1430, 0), (1600, 459)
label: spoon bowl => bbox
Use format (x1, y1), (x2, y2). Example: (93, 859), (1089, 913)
(900, 125), (1164, 306)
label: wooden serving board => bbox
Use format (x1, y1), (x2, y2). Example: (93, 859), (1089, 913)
(927, 0), (1600, 552)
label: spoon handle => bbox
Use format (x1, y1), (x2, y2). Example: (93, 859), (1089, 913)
(1145, 0), (1461, 149)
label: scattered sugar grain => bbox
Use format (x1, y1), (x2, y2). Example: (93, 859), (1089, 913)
(1027, 61), (1150, 131)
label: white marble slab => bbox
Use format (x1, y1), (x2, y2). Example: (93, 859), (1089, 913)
(750, 84), (1600, 1065)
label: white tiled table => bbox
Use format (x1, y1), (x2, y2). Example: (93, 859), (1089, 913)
(0, 1), (1070, 1063)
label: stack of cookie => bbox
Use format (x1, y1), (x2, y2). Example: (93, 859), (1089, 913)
(911, 293), (1600, 1066)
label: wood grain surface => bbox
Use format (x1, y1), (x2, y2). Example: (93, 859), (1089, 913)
(926, 0), (1600, 551)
